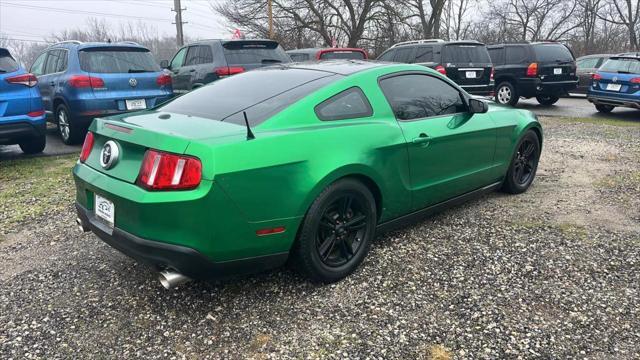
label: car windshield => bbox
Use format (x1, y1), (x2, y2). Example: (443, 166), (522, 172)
(79, 47), (160, 73)
(599, 58), (640, 74)
(443, 45), (490, 63)
(320, 51), (365, 60)
(533, 44), (573, 63)
(0, 50), (19, 73)
(160, 67), (340, 126)
(222, 41), (291, 65)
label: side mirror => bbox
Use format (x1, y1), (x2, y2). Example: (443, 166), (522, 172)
(468, 98), (488, 114)
(160, 60), (169, 69)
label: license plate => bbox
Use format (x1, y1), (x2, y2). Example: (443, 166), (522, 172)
(606, 83), (622, 91)
(95, 194), (114, 227)
(465, 71), (476, 79)
(125, 99), (146, 110)
(553, 68), (562, 75)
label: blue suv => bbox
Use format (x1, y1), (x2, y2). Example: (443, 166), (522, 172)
(31, 41), (173, 144)
(587, 54), (640, 113)
(0, 47), (46, 154)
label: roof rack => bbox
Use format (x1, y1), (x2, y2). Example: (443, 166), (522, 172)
(391, 39), (445, 48)
(51, 40), (82, 46)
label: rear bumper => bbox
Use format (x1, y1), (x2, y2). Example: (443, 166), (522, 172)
(587, 94), (640, 109)
(460, 83), (494, 96)
(76, 202), (289, 280)
(0, 118), (46, 145)
(67, 93), (174, 121)
(519, 78), (578, 97)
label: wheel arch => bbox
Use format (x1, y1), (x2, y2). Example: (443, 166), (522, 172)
(52, 97), (69, 122)
(495, 75), (517, 87)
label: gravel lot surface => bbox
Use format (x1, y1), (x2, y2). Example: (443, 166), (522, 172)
(1, 117), (639, 359)
(0, 125), (80, 161)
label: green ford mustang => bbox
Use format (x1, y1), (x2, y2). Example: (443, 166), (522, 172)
(73, 60), (542, 288)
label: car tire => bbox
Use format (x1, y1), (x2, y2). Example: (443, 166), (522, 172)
(535, 95), (559, 106)
(18, 134), (46, 154)
(595, 104), (614, 113)
(495, 82), (519, 106)
(292, 178), (377, 283)
(502, 130), (541, 194)
(56, 104), (84, 145)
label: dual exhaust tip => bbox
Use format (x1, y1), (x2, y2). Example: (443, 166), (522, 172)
(76, 217), (190, 290)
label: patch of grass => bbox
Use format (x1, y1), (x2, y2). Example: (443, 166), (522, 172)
(427, 344), (452, 360)
(0, 155), (77, 233)
(555, 116), (640, 127)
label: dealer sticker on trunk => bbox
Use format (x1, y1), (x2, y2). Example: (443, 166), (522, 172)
(95, 194), (115, 227)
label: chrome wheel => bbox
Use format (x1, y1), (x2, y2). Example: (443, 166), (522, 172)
(497, 86), (512, 104)
(58, 109), (70, 141)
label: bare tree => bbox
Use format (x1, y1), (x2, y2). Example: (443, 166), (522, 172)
(597, 0), (640, 50)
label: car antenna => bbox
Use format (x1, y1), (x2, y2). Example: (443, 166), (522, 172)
(243, 111), (255, 140)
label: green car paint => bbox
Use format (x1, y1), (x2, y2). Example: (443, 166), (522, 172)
(73, 61), (542, 279)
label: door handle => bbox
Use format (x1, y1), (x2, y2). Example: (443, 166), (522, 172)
(412, 133), (430, 145)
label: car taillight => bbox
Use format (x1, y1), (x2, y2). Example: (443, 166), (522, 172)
(630, 77), (640, 84)
(79, 132), (94, 163)
(490, 67), (495, 81)
(5, 73), (38, 87)
(526, 62), (538, 77)
(68, 75), (105, 88)
(214, 66), (245, 77)
(435, 65), (447, 75)
(137, 149), (202, 191)
(156, 73), (172, 86)
(27, 110), (45, 117)
(592, 73), (602, 81)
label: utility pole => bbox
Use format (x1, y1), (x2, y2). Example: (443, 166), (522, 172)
(172, 0), (186, 47)
(268, 0), (273, 39)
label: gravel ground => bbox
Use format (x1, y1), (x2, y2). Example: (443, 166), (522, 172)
(1, 117), (639, 359)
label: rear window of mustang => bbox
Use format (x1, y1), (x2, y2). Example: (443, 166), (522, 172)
(599, 58), (640, 74)
(160, 68), (341, 126)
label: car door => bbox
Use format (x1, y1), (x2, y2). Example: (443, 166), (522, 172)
(30, 51), (49, 114)
(192, 45), (214, 86)
(167, 47), (188, 93)
(379, 73), (497, 210)
(37, 50), (60, 115)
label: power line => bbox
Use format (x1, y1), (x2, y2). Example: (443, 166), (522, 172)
(2, 2), (171, 22)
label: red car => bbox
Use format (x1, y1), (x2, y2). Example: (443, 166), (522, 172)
(287, 48), (368, 62)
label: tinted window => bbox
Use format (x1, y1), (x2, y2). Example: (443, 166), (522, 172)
(393, 47), (415, 63)
(0, 50), (19, 73)
(533, 44), (573, 62)
(184, 45), (213, 66)
(315, 87), (372, 121)
(160, 68), (339, 125)
(377, 49), (395, 61)
(577, 57), (599, 69)
(320, 51), (365, 60)
(380, 74), (466, 120)
(222, 41), (290, 65)
(443, 45), (490, 63)
(599, 58), (640, 74)
(56, 50), (68, 72)
(44, 50), (63, 74)
(414, 46), (434, 63)
(289, 53), (310, 62)
(506, 46), (528, 64)
(488, 47), (504, 65)
(30, 52), (46, 76)
(79, 48), (160, 73)
(170, 47), (187, 69)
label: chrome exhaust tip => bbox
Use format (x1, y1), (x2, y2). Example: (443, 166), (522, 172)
(76, 217), (89, 232)
(158, 270), (190, 289)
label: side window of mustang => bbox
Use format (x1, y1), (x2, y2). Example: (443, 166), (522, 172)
(315, 87), (373, 121)
(379, 74), (466, 121)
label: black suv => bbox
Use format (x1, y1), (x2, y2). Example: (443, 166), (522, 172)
(488, 42), (578, 106)
(377, 39), (494, 96)
(161, 39), (291, 94)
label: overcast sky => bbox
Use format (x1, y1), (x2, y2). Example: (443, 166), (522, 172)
(0, 0), (230, 43)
